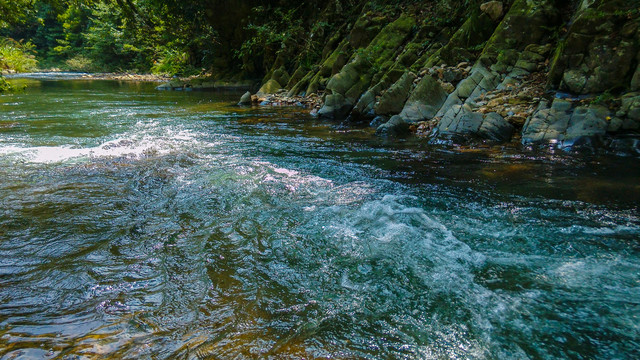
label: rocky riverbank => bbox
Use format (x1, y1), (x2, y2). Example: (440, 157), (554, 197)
(79, 73), (172, 81)
(170, 0), (640, 154)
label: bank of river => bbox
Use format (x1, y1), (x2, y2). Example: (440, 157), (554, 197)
(1, 77), (639, 359)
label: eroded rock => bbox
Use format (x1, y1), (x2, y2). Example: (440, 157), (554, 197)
(375, 115), (410, 137)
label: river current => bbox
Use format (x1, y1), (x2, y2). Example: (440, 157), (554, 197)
(1, 77), (639, 359)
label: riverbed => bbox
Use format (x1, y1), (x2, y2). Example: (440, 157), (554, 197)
(1, 77), (639, 359)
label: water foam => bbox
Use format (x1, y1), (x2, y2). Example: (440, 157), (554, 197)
(0, 126), (202, 164)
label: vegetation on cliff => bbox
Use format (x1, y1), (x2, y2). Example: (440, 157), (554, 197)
(1, 0), (639, 152)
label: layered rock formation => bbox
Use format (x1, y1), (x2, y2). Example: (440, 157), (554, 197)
(243, 0), (640, 153)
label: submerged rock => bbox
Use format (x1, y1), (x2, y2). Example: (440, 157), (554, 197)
(238, 91), (252, 106)
(375, 115), (410, 137)
(318, 93), (353, 119)
(436, 105), (514, 142)
(522, 99), (610, 147)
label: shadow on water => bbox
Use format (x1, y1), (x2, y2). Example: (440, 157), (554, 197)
(0, 78), (639, 359)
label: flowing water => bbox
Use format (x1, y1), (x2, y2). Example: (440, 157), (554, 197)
(1, 77), (639, 359)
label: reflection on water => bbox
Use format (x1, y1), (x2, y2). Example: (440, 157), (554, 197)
(1, 79), (639, 359)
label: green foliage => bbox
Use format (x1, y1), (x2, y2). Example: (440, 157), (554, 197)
(235, 6), (305, 69)
(81, 2), (149, 71)
(0, 0), (34, 29)
(1, 0), (218, 74)
(0, 37), (38, 72)
(0, 75), (11, 92)
(591, 91), (615, 106)
(151, 49), (197, 76)
(64, 54), (95, 72)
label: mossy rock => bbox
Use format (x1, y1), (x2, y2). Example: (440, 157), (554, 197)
(424, 13), (497, 68)
(364, 15), (416, 69)
(631, 64), (640, 91)
(399, 75), (448, 122)
(288, 67), (317, 96)
(552, 9), (639, 93)
(480, 0), (560, 62)
(286, 66), (307, 89)
(257, 79), (282, 95)
(375, 72), (417, 116)
(349, 14), (389, 49)
(375, 115), (411, 137)
(321, 28), (346, 60)
(327, 58), (367, 95)
(271, 67), (290, 89)
(326, 15), (415, 105)
(318, 93), (353, 119)
(306, 80), (320, 95)
(319, 39), (351, 78)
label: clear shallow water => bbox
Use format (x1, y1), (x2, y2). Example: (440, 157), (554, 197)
(1, 78), (639, 359)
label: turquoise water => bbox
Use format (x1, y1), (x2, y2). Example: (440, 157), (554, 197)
(1, 78), (639, 359)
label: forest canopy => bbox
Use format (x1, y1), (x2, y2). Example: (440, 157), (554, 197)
(0, 0), (367, 77)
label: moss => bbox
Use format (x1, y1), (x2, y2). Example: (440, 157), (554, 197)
(306, 80), (320, 95)
(365, 15), (416, 68)
(349, 14), (389, 49)
(321, 28), (346, 60)
(421, 12), (496, 68)
(325, 14), (416, 104)
(287, 69), (313, 96)
(547, 41), (567, 88)
(480, 0), (560, 62)
(257, 79), (282, 95)
(319, 39), (351, 78)
(286, 66), (307, 89)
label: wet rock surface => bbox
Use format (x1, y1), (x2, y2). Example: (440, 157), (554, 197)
(240, 0), (640, 155)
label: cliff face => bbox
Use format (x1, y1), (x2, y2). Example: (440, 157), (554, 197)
(248, 0), (640, 152)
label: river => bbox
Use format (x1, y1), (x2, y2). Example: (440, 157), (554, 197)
(1, 77), (639, 359)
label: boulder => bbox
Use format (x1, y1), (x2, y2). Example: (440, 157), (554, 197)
(370, 115), (388, 128)
(257, 79), (282, 95)
(271, 68), (290, 89)
(374, 72), (416, 116)
(564, 106), (609, 145)
(156, 81), (185, 91)
(621, 93), (640, 122)
(522, 99), (572, 144)
(399, 76), (448, 122)
(318, 93), (353, 119)
(522, 99), (610, 147)
(436, 106), (514, 142)
(375, 115), (410, 137)
(352, 89), (377, 118)
(478, 112), (515, 142)
(480, 1), (504, 22)
(238, 91), (252, 106)
(438, 106), (483, 135)
(631, 65), (640, 92)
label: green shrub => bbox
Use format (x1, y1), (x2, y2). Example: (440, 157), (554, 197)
(0, 38), (39, 72)
(0, 75), (12, 92)
(151, 49), (196, 76)
(64, 54), (95, 72)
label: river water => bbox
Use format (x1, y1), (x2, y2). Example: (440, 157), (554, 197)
(1, 78), (639, 359)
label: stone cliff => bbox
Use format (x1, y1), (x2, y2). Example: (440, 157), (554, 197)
(239, 0), (639, 153)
